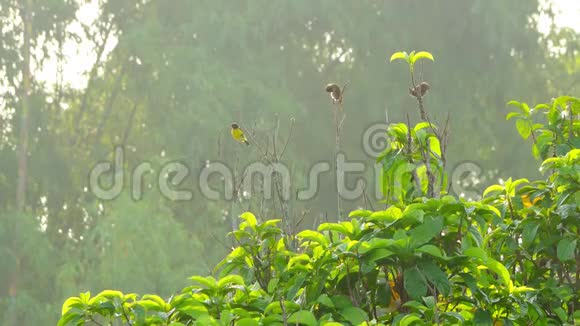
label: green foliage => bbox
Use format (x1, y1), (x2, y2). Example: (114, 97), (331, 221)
(58, 95), (579, 325)
(1, 1), (579, 324)
(389, 51), (435, 73)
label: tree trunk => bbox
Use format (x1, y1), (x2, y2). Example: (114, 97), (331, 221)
(16, 0), (32, 212)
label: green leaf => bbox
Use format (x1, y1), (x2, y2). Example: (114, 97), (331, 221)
(239, 212), (258, 230)
(416, 244), (444, 259)
(288, 254), (311, 270)
(506, 112), (521, 120)
(420, 260), (450, 296)
(94, 290), (122, 301)
(441, 312), (464, 323)
(520, 102), (531, 115)
(404, 267), (427, 300)
(522, 221), (540, 247)
(429, 136), (441, 157)
(261, 219), (282, 227)
(389, 123), (409, 142)
(288, 310), (318, 326)
(297, 230), (328, 246)
(330, 295), (353, 309)
(554, 307), (568, 322)
(411, 51), (435, 64)
(398, 313), (423, 326)
(189, 276), (217, 290)
(286, 274), (307, 299)
(516, 119), (532, 139)
(473, 309), (493, 326)
(217, 275), (245, 288)
(557, 237), (577, 261)
(509, 178), (529, 196)
(512, 286), (535, 293)
(486, 258), (512, 290)
(368, 206), (403, 222)
(348, 209), (372, 218)
(340, 306), (368, 325)
(364, 248), (394, 262)
(236, 318), (260, 326)
(409, 216), (443, 248)
(390, 51), (408, 62)
(399, 207), (425, 227)
(464, 247), (488, 261)
(318, 223), (348, 235)
(61, 297), (83, 315)
(264, 301), (300, 314)
(141, 295), (167, 310)
(413, 122), (433, 132)
(316, 294), (335, 308)
(359, 238), (396, 253)
(534, 103), (550, 111)
(57, 312), (83, 326)
(482, 184), (504, 197)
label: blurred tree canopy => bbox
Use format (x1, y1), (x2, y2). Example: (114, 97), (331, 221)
(0, 0), (578, 324)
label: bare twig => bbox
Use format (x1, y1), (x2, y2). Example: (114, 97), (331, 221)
(279, 118), (295, 159)
(362, 182), (375, 211)
(93, 65), (126, 147)
(121, 103), (139, 146)
(334, 98), (346, 220)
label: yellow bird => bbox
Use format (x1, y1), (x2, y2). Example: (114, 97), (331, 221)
(387, 280), (401, 312)
(230, 123), (250, 146)
(521, 194), (542, 208)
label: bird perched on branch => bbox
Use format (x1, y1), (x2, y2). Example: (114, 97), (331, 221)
(230, 123), (249, 146)
(325, 83), (347, 104)
(409, 81), (430, 99)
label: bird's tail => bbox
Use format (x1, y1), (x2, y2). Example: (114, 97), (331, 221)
(244, 140), (250, 146)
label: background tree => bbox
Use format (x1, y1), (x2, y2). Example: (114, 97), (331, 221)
(0, 0), (578, 324)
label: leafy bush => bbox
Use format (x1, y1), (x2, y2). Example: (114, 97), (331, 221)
(58, 54), (579, 326)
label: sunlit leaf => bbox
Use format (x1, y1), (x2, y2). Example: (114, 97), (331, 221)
(217, 275), (245, 288)
(410, 51), (435, 64)
(506, 112), (521, 120)
(482, 184), (504, 197)
(288, 310), (317, 326)
(297, 230), (328, 246)
(348, 209), (372, 218)
(516, 119), (532, 139)
(389, 51), (408, 62)
(239, 212), (258, 230)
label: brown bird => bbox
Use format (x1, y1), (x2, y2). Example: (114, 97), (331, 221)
(409, 82), (430, 99)
(325, 83), (345, 104)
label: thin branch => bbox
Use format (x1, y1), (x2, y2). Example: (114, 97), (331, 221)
(121, 304), (134, 326)
(334, 99), (346, 220)
(88, 316), (105, 326)
(121, 103), (139, 146)
(280, 297), (288, 326)
(362, 183), (375, 211)
(72, 17), (114, 145)
(279, 118), (295, 159)
(93, 65), (126, 147)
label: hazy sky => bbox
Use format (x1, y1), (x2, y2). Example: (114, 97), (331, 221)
(36, 0), (580, 90)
